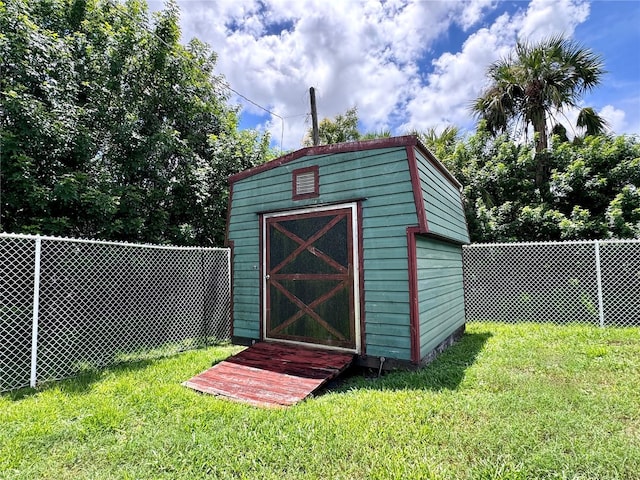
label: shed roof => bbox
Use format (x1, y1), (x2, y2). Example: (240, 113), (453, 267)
(228, 135), (461, 190)
(228, 135), (468, 246)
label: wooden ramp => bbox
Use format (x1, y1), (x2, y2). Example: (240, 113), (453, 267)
(183, 342), (354, 408)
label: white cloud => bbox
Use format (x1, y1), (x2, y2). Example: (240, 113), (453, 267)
(147, 0), (604, 148)
(401, 13), (515, 133)
(521, 102), (634, 143)
(401, 0), (593, 135)
(185, 0), (472, 147)
(458, 0), (497, 30)
(519, 0), (590, 41)
(599, 105), (627, 135)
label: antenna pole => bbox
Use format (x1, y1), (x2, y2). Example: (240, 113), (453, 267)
(310, 87), (319, 146)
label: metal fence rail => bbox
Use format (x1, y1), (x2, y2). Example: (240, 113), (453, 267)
(463, 240), (640, 327)
(1, 233), (230, 392)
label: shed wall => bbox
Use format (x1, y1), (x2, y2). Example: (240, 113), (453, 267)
(416, 236), (466, 359)
(415, 150), (469, 244)
(228, 147), (419, 360)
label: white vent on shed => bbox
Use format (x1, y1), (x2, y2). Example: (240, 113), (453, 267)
(296, 172), (315, 194)
(292, 166), (319, 199)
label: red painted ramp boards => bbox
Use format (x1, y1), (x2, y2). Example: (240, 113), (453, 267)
(183, 342), (354, 408)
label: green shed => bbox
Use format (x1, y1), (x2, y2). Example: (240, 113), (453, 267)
(226, 135), (469, 368)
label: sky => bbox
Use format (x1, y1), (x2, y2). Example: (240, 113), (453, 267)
(147, 0), (640, 151)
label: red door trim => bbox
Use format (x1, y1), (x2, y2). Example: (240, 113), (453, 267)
(263, 204), (360, 352)
(357, 201), (366, 355)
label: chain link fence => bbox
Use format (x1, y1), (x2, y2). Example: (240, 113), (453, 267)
(463, 240), (640, 327)
(5, 234), (636, 392)
(1, 233), (230, 392)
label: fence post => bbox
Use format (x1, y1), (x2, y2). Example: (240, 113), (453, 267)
(201, 250), (209, 347)
(30, 236), (42, 388)
(594, 240), (605, 328)
(226, 248), (231, 339)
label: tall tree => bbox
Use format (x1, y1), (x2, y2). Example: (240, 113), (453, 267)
(303, 106), (360, 146)
(437, 123), (640, 242)
(1, 0), (270, 245)
(471, 36), (606, 189)
(412, 126), (460, 160)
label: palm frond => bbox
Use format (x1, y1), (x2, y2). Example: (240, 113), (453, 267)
(576, 107), (609, 136)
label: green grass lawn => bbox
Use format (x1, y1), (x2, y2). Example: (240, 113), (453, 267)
(1, 323), (639, 479)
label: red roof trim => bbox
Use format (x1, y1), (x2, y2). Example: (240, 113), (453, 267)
(229, 136), (421, 184)
(229, 135), (462, 192)
(406, 146), (429, 233)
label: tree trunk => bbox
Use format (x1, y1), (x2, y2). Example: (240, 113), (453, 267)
(532, 115), (548, 191)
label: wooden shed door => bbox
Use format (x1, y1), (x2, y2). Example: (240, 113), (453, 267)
(264, 205), (359, 352)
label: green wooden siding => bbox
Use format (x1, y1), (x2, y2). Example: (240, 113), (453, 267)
(415, 236), (466, 359)
(228, 140), (468, 362)
(415, 150), (470, 244)
(228, 146), (417, 360)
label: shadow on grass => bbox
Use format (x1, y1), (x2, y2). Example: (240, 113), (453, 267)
(3, 358), (156, 401)
(3, 341), (236, 402)
(326, 331), (492, 394)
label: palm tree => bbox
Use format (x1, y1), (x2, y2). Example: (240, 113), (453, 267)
(471, 35), (606, 188)
(576, 107), (609, 136)
(408, 126), (460, 160)
(361, 129), (392, 140)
